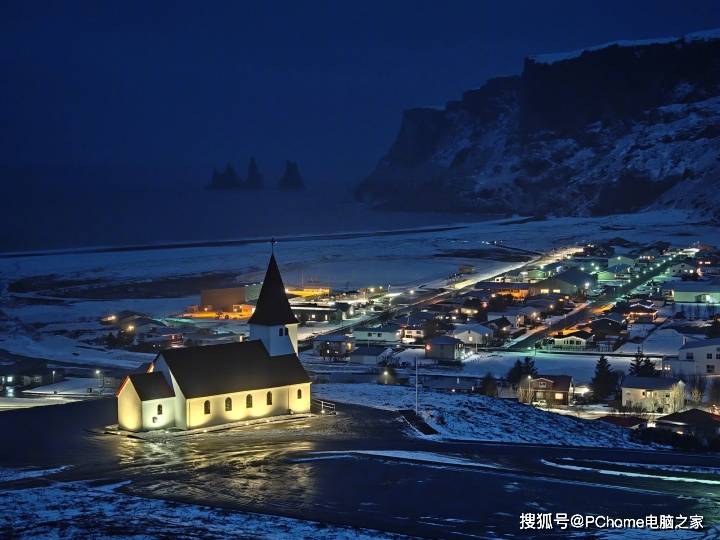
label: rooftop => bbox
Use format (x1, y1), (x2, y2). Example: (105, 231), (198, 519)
(679, 337), (720, 350)
(621, 376), (680, 390)
(126, 372), (175, 401)
(158, 341), (309, 399)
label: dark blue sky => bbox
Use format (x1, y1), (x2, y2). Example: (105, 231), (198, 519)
(2, 0), (719, 188)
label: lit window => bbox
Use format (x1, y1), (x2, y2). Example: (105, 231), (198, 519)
(267, 391), (272, 405)
(246, 394), (253, 408)
(204, 400), (210, 415)
(554, 393), (563, 400)
(225, 397), (232, 411)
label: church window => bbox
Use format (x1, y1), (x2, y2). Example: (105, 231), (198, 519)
(204, 400), (210, 415)
(246, 394), (253, 408)
(297, 388), (302, 400)
(225, 397), (232, 411)
(157, 404), (163, 415)
(267, 391), (272, 405)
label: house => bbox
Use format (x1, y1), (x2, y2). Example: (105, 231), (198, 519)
(425, 335), (465, 364)
(671, 280), (720, 304)
(451, 322), (494, 346)
(620, 376), (684, 413)
(116, 253), (311, 432)
(352, 324), (402, 345)
(529, 269), (597, 297)
(401, 324), (425, 342)
(349, 346), (393, 366)
(313, 334), (354, 358)
(676, 338), (720, 375)
(655, 408), (720, 441)
(0, 363), (65, 389)
(584, 317), (626, 339)
(291, 303), (344, 323)
(127, 317), (167, 335)
(136, 326), (184, 350)
(546, 330), (594, 351)
(474, 281), (530, 299)
(530, 375), (574, 406)
(668, 262), (698, 277)
(101, 310), (146, 326)
(200, 284), (262, 312)
(596, 415), (647, 429)
(486, 316), (514, 336)
(625, 304), (658, 324)
(609, 255), (636, 267)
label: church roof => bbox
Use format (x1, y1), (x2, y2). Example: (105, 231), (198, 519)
(248, 253), (298, 326)
(158, 341), (309, 399)
(127, 372), (175, 401)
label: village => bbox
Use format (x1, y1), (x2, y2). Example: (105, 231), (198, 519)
(3, 233), (720, 448)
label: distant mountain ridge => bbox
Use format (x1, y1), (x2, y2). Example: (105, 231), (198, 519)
(357, 29), (720, 220)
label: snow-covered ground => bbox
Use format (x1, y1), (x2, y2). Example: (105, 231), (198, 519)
(314, 383), (640, 449)
(23, 377), (114, 396)
(0, 473), (403, 539)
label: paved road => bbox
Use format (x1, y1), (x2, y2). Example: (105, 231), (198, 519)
(0, 398), (717, 538)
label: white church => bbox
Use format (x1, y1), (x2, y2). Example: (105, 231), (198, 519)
(116, 253), (311, 432)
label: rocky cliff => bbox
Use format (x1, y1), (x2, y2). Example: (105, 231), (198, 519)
(357, 30), (720, 219)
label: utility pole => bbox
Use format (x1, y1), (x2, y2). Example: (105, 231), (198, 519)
(415, 356), (419, 414)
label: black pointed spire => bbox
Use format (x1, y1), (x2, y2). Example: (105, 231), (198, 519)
(248, 253), (298, 326)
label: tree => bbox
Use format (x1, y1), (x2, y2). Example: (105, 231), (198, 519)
(506, 357), (537, 385)
(707, 318), (720, 339)
(278, 160), (304, 190)
(522, 357), (538, 378)
(710, 379), (720, 405)
(590, 355), (618, 401)
(628, 351), (657, 377)
(246, 157), (264, 189)
(667, 383), (686, 414)
(506, 360), (524, 385)
(481, 372), (497, 397)
(688, 374), (707, 405)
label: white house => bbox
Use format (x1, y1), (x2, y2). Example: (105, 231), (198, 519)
(451, 322), (494, 346)
(352, 324), (402, 345)
(349, 346), (393, 365)
(117, 253), (311, 432)
(671, 280), (720, 304)
(673, 338), (720, 376)
(546, 330), (594, 351)
(621, 376), (685, 413)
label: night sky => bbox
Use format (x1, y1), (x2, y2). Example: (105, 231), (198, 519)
(2, 0), (719, 190)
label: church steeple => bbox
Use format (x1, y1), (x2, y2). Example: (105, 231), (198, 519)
(248, 253), (298, 326)
(248, 251), (299, 356)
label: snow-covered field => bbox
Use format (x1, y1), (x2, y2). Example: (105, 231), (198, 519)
(0, 473), (403, 539)
(314, 383), (640, 449)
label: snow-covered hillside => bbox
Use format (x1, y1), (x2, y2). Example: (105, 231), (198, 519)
(358, 30), (720, 219)
(314, 384), (639, 449)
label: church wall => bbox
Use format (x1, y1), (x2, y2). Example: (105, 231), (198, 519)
(141, 397), (176, 430)
(117, 382), (142, 432)
(185, 382), (311, 429)
(155, 356), (187, 429)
